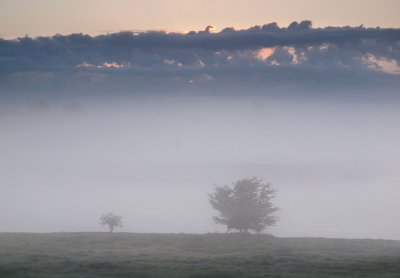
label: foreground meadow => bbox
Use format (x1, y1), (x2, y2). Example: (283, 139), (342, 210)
(0, 233), (399, 277)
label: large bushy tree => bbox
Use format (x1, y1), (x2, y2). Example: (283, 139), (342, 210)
(209, 177), (278, 233)
(100, 212), (123, 232)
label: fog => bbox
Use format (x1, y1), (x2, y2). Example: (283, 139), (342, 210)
(0, 93), (399, 239)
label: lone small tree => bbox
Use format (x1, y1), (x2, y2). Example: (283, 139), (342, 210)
(209, 177), (278, 233)
(100, 212), (123, 232)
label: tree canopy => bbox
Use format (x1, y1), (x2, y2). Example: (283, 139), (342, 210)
(100, 212), (123, 232)
(209, 177), (278, 233)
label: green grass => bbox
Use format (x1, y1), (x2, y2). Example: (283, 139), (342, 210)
(0, 233), (399, 277)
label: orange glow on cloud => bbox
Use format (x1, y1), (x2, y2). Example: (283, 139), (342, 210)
(257, 47), (275, 60)
(362, 54), (400, 75)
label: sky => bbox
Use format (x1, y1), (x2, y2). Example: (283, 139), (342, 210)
(0, 0), (400, 38)
(0, 0), (400, 239)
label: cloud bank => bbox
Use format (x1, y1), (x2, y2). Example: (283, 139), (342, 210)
(1, 21), (399, 95)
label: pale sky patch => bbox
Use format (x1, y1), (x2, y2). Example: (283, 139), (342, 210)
(0, 0), (399, 38)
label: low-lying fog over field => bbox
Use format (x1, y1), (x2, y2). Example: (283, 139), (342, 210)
(1, 92), (399, 239)
(1, 7), (400, 241)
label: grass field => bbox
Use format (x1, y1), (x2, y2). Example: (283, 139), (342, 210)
(0, 233), (399, 277)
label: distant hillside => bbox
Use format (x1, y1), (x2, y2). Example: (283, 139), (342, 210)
(0, 233), (399, 277)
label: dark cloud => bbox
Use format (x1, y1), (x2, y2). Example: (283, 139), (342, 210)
(0, 21), (399, 94)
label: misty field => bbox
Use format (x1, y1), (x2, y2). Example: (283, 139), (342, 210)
(0, 233), (399, 278)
